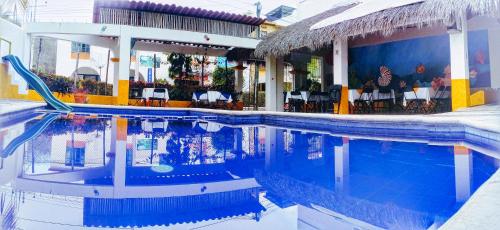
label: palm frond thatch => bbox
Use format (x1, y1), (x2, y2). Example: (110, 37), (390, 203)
(255, 0), (500, 58)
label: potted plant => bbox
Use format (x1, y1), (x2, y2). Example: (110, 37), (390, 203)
(74, 82), (88, 104)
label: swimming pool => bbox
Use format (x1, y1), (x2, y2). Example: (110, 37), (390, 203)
(0, 107), (499, 229)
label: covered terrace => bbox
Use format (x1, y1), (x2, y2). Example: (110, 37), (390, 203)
(256, 0), (500, 114)
(1, 0), (266, 109)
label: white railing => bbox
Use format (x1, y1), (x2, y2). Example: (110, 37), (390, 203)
(0, 37), (13, 57)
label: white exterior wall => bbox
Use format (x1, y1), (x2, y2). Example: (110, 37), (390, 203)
(488, 29), (500, 89)
(0, 17), (29, 93)
(54, 40), (116, 82)
(50, 133), (109, 168)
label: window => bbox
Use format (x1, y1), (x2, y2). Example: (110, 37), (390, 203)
(307, 56), (322, 82)
(71, 42), (90, 53)
(65, 146), (85, 167)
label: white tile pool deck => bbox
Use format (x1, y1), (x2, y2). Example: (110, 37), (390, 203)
(1, 99), (499, 229)
(0, 100), (44, 115)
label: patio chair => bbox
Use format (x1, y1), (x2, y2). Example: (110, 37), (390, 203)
(373, 86), (393, 113)
(428, 86), (451, 113)
(215, 92), (231, 109)
(230, 92), (242, 110)
(193, 90), (209, 108)
(129, 88), (144, 106)
(289, 91), (305, 112)
(394, 86), (421, 113)
(353, 86), (373, 114)
(306, 92), (321, 112)
(283, 92), (290, 112)
(329, 85), (342, 114)
(149, 88), (167, 107)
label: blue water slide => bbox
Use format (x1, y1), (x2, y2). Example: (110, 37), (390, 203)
(1, 113), (59, 158)
(2, 54), (72, 111)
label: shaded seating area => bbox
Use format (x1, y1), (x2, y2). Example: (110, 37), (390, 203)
(130, 87), (170, 107)
(283, 86), (342, 114)
(254, 0), (499, 115)
(192, 90), (233, 109)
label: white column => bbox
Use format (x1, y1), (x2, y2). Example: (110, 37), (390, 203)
(454, 146), (472, 203)
(265, 56), (285, 111)
(319, 57), (326, 91)
(488, 29), (500, 89)
(113, 27), (132, 105)
(333, 37), (349, 114)
(449, 14), (471, 111)
(265, 127), (284, 171)
(134, 53), (140, 82)
(276, 57), (284, 111)
(334, 137), (349, 192)
(233, 128), (243, 155)
(110, 118), (127, 195)
(235, 61), (244, 92)
(333, 38), (348, 86)
(112, 48), (120, 96)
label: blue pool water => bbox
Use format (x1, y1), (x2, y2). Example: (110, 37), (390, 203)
(0, 111), (498, 229)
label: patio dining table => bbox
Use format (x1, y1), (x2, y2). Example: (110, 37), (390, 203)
(403, 87), (450, 106)
(142, 88), (169, 103)
(285, 91), (310, 104)
(348, 89), (395, 104)
(192, 91), (232, 103)
(307, 93), (330, 103)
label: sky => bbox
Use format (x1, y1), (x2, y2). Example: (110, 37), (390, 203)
(33, 0), (302, 23)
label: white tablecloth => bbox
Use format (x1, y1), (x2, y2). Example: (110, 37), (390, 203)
(348, 89), (395, 104)
(285, 91), (310, 103)
(142, 120), (168, 132)
(192, 91), (232, 103)
(142, 88), (169, 101)
(403, 87), (450, 106)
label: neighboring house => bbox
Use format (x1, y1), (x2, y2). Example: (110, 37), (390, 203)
(259, 21), (283, 38)
(55, 40), (115, 83)
(32, 37), (175, 84)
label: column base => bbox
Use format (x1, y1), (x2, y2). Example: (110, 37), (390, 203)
(339, 86), (349, 114)
(451, 79), (470, 111)
(116, 80), (129, 106)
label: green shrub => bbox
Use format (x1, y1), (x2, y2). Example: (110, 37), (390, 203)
(211, 67), (236, 98)
(241, 91), (265, 107)
(34, 71), (113, 96)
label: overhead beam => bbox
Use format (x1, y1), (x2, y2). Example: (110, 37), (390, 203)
(40, 34), (117, 48)
(25, 22), (121, 37)
(133, 41), (228, 56)
(25, 22), (261, 49)
(126, 25), (260, 49)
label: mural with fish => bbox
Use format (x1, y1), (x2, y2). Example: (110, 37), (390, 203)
(348, 30), (491, 89)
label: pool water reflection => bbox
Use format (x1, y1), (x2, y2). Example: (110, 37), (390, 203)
(0, 113), (498, 229)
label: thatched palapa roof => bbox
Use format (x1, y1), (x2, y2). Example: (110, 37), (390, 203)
(255, 0), (500, 58)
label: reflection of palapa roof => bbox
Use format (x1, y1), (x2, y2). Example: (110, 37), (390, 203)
(254, 170), (433, 229)
(83, 188), (265, 228)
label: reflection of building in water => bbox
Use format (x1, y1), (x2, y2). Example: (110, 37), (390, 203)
(49, 131), (110, 170)
(259, 127), (496, 229)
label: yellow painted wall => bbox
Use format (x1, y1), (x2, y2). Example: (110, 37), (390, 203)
(451, 79), (471, 111)
(1, 64), (117, 105)
(470, 90), (485, 107)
